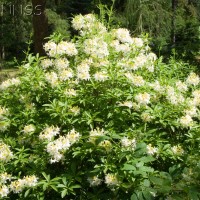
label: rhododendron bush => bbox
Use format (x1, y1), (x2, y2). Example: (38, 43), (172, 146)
(0, 14), (200, 199)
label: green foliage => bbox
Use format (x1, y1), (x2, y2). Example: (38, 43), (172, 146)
(45, 9), (70, 39)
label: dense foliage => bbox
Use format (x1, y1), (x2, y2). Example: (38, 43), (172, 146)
(0, 14), (200, 199)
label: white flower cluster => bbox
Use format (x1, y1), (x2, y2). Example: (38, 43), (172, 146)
(87, 176), (102, 187)
(84, 37), (109, 58)
(54, 58), (69, 70)
(171, 145), (184, 155)
(165, 86), (185, 105)
(88, 173), (119, 187)
(0, 173), (37, 197)
(64, 88), (77, 97)
(0, 78), (21, 90)
(105, 173), (119, 186)
(72, 14), (107, 35)
(191, 89), (200, 106)
(110, 40), (131, 54)
(119, 101), (133, 108)
(89, 128), (105, 143)
(186, 72), (200, 86)
(113, 28), (133, 44)
(141, 112), (153, 122)
(175, 81), (188, 92)
(94, 71), (108, 82)
(9, 175), (38, 194)
(177, 89), (200, 128)
(45, 72), (59, 87)
(98, 140), (112, 152)
(69, 106), (80, 115)
(0, 106), (9, 119)
(179, 115), (193, 127)
(125, 73), (145, 86)
(0, 142), (13, 162)
(135, 92), (151, 105)
(43, 128), (81, 163)
(23, 124), (36, 134)
(146, 144), (158, 155)
(41, 58), (53, 69)
(77, 61), (90, 80)
(39, 126), (60, 141)
(121, 137), (136, 150)
(44, 41), (78, 57)
(149, 80), (164, 93)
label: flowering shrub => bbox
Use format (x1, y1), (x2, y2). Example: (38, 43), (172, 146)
(0, 14), (200, 199)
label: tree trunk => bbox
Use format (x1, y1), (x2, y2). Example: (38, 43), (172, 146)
(32, 0), (48, 56)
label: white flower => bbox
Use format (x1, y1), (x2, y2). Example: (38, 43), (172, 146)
(10, 180), (25, 193)
(0, 106), (9, 119)
(147, 53), (157, 61)
(94, 71), (108, 81)
(121, 137), (136, 150)
(180, 115), (193, 127)
(141, 112), (153, 122)
(0, 173), (12, 184)
(64, 89), (77, 97)
(0, 185), (9, 197)
(41, 59), (53, 69)
(98, 140), (112, 152)
(135, 93), (151, 105)
(105, 174), (118, 186)
(146, 144), (158, 155)
(67, 128), (81, 144)
(23, 124), (36, 134)
(0, 78), (21, 90)
(119, 101), (133, 108)
(39, 126), (60, 141)
(54, 58), (69, 70)
(132, 37), (144, 47)
(186, 72), (200, 86)
(58, 69), (73, 81)
(44, 41), (57, 53)
(184, 106), (197, 117)
(146, 65), (154, 72)
(171, 145), (184, 155)
(57, 41), (78, 56)
(70, 106), (80, 115)
(175, 81), (188, 92)
(0, 142), (13, 162)
(134, 54), (148, 69)
(72, 14), (85, 30)
(192, 90), (200, 98)
(125, 73), (145, 86)
(89, 128), (105, 143)
(45, 72), (59, 87)
(77, 71), (90, 80)
(114, 28), (133, 44)
(84, 38), (109, 58)
(149, 81), (163, 92)
(23, 175), (38, 187)
(88, 176), (102, 186)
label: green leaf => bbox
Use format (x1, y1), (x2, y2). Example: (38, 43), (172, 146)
(61, 189), (68, 198)
(122, 164), (136, 171)
(131, 193), (138, 200)
(50, 185), (58, 191)
(42, 172), (50, 182)
(71, 184), (81, 189)
(24, 189), (30, 197)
